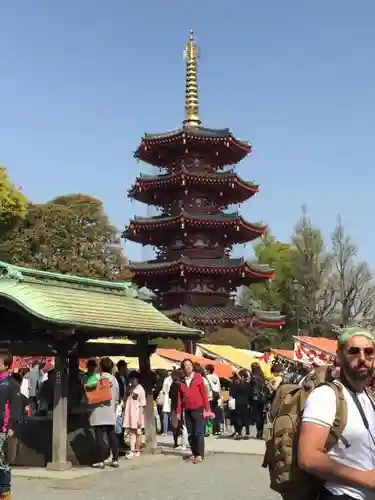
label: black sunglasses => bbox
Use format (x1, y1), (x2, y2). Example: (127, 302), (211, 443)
(347, 346), (375, 356)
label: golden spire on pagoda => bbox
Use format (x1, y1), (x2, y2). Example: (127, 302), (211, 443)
(183, 30), (201, 128)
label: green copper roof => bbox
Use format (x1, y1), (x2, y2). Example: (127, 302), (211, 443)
(0, 261), (201, 337)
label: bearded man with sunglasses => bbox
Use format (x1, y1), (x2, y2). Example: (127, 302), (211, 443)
(298, 327), (375, 500)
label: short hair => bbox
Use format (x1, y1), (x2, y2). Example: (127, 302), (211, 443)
(99, 357), (113, 374)
(117, 360), (127, 369)
(205, 364), (215, 374)
(271, 363), (283, 374)
(86, 359), (97, 368)
(128, 370), (141, 381)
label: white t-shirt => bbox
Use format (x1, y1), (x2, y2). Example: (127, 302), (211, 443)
(185, 374), (194, 388)
(303, 382), (375, 500)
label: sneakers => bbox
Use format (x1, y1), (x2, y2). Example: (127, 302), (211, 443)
(94, 459), (120, 468)
(125, 451), (140, 460)
(194, 456), (203, 464)
(92, 462), (105, 469)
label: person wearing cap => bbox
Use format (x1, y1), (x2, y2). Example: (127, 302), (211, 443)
(298, 327), (375, 500)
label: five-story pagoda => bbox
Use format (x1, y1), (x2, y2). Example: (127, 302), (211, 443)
(124, 31), (285, 337)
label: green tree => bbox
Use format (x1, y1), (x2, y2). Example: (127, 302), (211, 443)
(238, 231), (296, 313)
(0, 166), (28, 234)
(0, 193), (132, 280)
(203, 327), (250, 349)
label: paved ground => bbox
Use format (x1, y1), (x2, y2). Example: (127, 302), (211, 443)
(12, 454), (278, 500)
(157, 433), (266, 456)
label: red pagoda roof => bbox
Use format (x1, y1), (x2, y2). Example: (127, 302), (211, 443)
(128, 170), (259, 207)
(123, 211), (267, 246)
(164, 305), (285, 328)
(129, 256), (274, 284)
(134, 126), (251, 168)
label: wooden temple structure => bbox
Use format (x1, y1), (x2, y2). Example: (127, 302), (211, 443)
(0, 260), (200, 469)
(123, 31), (285, 349)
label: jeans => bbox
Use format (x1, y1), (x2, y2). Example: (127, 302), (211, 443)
(93, 425), (119, 463)
(156, 405), (164, 433)
(163, 412), (170, 434)
(0, 433), (11, 496)
(185, 409), (205, 457)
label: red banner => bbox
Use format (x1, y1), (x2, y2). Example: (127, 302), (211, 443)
(294, 341), (334, 366)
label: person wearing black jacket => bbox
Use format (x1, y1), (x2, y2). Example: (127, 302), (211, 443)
(0, 352), (23, 498)
(249, 363), (268, 439)
(115, 360), (129, 400)
(169, 370), (184, 449)
(229, 369), (252, 439)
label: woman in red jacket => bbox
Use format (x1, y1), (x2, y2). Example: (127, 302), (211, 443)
(177, 359), (209, 463)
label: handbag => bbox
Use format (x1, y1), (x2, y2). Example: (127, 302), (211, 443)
(207, 376), (220, 403)
(85, 377), (112, 405)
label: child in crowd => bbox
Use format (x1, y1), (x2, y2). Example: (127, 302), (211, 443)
(123, 371), (146, 459)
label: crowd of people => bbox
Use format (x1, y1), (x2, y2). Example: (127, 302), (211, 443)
(0, 346), (336, 498)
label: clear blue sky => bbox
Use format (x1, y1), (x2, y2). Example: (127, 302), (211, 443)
(1, 1), (374, 266)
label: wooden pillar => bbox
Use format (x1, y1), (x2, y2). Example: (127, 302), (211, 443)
(68, 354), (81, 411)
(137, 336), (158, 453)
(47, 352), (72, 470)
(184, 339), (196, 354)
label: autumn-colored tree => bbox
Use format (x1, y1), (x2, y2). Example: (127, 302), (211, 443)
(0, 194), (132, 280)
(0, 166), (28, 235)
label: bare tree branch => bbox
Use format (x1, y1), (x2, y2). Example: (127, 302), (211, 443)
(331, 216), (374, 326)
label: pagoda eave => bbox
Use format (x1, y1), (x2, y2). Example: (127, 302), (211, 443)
(123, 216), (267, 246)
(128, 175), (259, 206)
(134, 130), (251, 168)
(128, 264), (274, 285)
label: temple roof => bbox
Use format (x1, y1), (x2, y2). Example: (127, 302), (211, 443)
(134, 169), (257, 187)
(124, 211), (267, 246)
(141, 126), (249, 147)
(164, 305), (285, 327)
(128, 170), (259, 205)
(0, 261), (201, 337)
(130, 211), (265, 228)
(134, 127), (251, 167)
(129, 256), (274, 279)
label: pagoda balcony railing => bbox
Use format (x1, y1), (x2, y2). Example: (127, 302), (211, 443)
(162, 248), (224, 260)
(161, 293), (228, 309)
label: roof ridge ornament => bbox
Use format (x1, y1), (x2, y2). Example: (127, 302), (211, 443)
(183, 30), (201, 128)
(0, 261), (23, 281)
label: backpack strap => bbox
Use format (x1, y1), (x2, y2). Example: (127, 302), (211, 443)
(322, 381), (350, 450)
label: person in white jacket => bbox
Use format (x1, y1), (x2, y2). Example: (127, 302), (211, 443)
(161, 373), (173, 435)
(206, 365), (222, 435)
